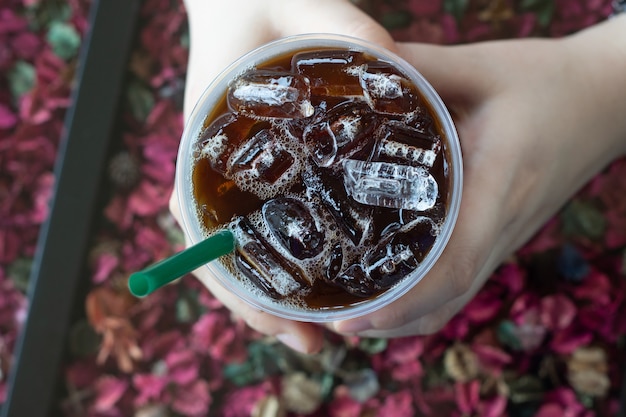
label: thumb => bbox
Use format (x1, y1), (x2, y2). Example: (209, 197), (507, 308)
(268, 0), (396, 52)
(396, 42), (492, 105)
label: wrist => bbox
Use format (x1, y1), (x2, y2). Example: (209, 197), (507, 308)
(564, 14), (626, 157)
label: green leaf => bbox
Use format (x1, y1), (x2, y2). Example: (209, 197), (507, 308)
(126, 80), (155, 122)
(179, 28), (190, 50)
(47, 21), (81, 60)
(175, 289), (203, 323)
(444, 0), (469, 22)
(358, 337), (388, 354)
(380, 10), (412, 30)
(7, 61), (36, 101)
(561, 199), (606, 240)
(8, 257), (33, 293)
(496, 320), (522, 351)
(223, 341), (282, 386)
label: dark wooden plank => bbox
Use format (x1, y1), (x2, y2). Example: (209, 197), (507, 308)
(1, 1), (140, 416)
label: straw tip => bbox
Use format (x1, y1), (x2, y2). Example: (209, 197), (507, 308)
(128, 272), (151, 297)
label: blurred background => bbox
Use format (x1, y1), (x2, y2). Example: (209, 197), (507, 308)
(0, 0), (624, 416)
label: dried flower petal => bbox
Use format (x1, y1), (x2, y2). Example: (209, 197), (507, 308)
(342, 368), (379, 403)
(170, 380), (211, 417)
(281, 372), (323, 414)
(378, 389), (414, 417)
(540, 294), (576, 330)
(93, 375), (128, 412)
(444, 343), (479, 383)
(132, 373), (168, 406)
(567, 346), (610, 398)
(46, 21), (80, 60)
(252, 395), (285, 417)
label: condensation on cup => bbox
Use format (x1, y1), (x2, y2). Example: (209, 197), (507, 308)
(176, 34), (463, 322)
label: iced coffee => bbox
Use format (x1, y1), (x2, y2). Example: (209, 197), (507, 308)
(177, 35), (462, 320)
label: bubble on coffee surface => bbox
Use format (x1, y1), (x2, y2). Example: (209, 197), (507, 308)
(200, 133), (227, 159)
(191, 48), (452, 310)
(226, 124), (306, 200)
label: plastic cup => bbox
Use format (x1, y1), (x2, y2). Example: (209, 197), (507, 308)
(175, 34), (463, 322)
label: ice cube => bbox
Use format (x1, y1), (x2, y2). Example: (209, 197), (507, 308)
(198, 113), (268, 175)
(303, 101), (379, 167)
(236, 242), (302, 299)
(364, 217), (436, 289)
(303, 169), (372, 246)
(357, 62), (419, 115)
(232, 217), (309, 299)
(325, 241), (344, 281)
(262, 197), (324, 260)
(229, 128), (294, 184)
(228, 70), (314, 119)
(292, 50), (365, 101)
(342, 160), (438, 211)
(375, 120), (441, 168)
(330, 264), (378, 298)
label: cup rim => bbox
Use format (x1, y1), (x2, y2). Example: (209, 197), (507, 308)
(176, 33), (463, 322)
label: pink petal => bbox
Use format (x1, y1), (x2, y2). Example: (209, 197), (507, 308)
(127, 180), (169, 217)
(166, 349), (199, 385)
(540, 294), (576, 330)
(92, 252), (119, 284)
(455, 381), (480, 414)
(535, 403), (563, 417)
(376, 390), (414, 417)
(220, 383), (273, 417)
(132, 373), (167, 406)
(329, 395), (363, 417)
(473, 344), (511, 374)
(171, 380), (211, 417)
(386, 336), (424, 364)
(0, 104), (17, 129)
(482, 396), (507, 417)
(391, 360), (423, 382)
(93, 376), (129, 412)
(550, 325), (593, 354)
(572, 270), (611, 305)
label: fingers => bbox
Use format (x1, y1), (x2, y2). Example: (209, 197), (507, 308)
(396, 42), (497, 106)
(183, 0), (394, 118)
(183, 3), (275, 118)
(268, 0), (396, 51)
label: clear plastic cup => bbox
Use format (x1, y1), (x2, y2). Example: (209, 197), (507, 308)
(176, 33), (463, 322)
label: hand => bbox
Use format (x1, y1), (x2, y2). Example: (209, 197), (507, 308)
(331, 16), (626, 337)
(181, 0), (396, 119)
(170, 0), (395, 353)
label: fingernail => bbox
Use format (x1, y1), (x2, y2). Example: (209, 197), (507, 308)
(335, 318), (372, 334)
(276, 333), (308, 353)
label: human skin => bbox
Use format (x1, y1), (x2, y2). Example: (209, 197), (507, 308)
(171, 0), (626, 353)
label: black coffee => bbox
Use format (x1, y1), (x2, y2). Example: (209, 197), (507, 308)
(192, 48), (450, 309)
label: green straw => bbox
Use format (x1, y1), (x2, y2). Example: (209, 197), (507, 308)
(128, 230), (235, 297)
